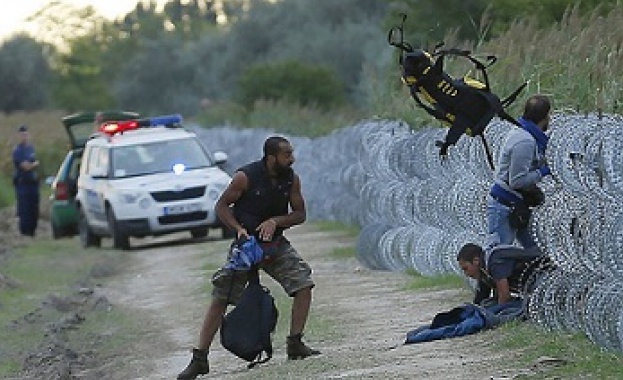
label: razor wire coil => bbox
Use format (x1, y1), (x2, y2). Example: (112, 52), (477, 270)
(194, 112), (623, 353)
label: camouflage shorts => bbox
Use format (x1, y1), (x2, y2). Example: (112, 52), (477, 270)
(211, 237), (314, 304)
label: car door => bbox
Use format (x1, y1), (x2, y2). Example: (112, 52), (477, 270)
(80, 145), (110, 229)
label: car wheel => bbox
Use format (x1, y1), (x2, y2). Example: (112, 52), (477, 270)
(190, 227), (209, 239)
(221, 226), (237, 240)
(107, 207), (130, 250)
(51, 220), (63, 239)
(79, 208), (101, 248)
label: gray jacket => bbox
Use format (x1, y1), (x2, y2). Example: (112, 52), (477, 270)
(493, 127), (546, 197)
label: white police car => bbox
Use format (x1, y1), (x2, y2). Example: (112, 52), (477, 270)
(75, 114), (233, 249)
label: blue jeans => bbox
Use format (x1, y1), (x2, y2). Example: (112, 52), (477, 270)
(487, 196), (535, 249)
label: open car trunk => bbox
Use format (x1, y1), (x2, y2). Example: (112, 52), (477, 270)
(62, 111), (140, 149)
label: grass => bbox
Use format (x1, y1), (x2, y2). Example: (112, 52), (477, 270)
(494, 321), (623, 379)
(0, 110), (70, 180)
(397, 267), (623, 378)
(402, 268), (467, 291)
(197, 99), (368, 138)
(0, 237), (142, 378)
(0, 175), (15, 208)
(313, 220), (360, 237)
(435, 6), (623, 116)
(329, 247), (356, 260)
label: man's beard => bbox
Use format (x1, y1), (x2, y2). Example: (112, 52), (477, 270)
(274, 162), (291, 177)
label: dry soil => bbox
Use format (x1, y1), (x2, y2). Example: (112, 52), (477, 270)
(56, 223), (524, 380)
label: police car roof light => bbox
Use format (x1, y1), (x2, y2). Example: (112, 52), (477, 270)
(99, 114), (183, 136)
(144, 114), (183, 127)
(100, 120), (139, 135)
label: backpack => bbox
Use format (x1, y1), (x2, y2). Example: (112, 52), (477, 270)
(220, 267), (279, 368)
(388, 13), (526, 170)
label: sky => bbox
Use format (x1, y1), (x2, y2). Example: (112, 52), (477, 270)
(0, 0), (168, 41)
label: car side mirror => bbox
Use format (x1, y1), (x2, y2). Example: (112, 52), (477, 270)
(213, 151), (228, 165)
(45, 176), (55, 186)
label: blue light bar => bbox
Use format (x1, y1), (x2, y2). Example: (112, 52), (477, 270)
(137, 114), (183, 127)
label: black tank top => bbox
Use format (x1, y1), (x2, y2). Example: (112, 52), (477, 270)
(233, 159), (294, 240)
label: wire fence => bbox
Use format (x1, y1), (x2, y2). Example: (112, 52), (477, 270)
(193, 112), (623, 352)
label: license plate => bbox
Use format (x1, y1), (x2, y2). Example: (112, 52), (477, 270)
(163, 203), (201, 215)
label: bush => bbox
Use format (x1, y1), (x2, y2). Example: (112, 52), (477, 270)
(236, 60), (345, 110)
(196, 98), (366, 138)
(196, 100), (249, 127)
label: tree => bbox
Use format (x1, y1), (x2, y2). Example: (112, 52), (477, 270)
(0, 35), (51, 113)
(114, 36), (202, 116)
(37, 0), (225, 112)
(192, 0), (388, 105)
(27, 0), (103, 52)
(236, 60), (345, 109)
(387, 0), (489, 45)
(50, 34), (115, 111)
(163, 0), (219, 39)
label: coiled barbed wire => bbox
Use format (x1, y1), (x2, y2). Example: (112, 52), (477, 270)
(192, 112), (623, 352)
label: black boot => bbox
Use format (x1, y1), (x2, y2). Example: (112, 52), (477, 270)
(177, 348), (209, 380)
(286, 333), (320, 360)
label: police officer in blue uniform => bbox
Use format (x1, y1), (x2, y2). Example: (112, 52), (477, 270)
(12, 125), (40, 236)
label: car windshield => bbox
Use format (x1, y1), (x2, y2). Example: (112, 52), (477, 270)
(111, 138), (213, 178)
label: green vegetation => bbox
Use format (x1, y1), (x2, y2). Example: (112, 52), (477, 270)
(0, 175), (15, 208)
(314, 221), (360, 237)
(0, 238), (130, 376)
(398, 268), (623, 378)
(402, 269), (467, 291)
(198, 3), (623, 135)
(1, 1), (622, 181)
(328, 247), (355, 260)
(476, 5), (623, 115)
(2, 2), (623, 373)
(495, 322), (623, 378)
(391, 0), (621, 42)
(236, 60), (346, 110)
(0, 110), (70, 193)
(198, 99), (366, 138)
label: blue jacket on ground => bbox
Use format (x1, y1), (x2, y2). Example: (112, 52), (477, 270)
(404, 300), (524, 344)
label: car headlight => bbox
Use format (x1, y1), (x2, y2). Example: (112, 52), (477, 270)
(138, 197), (151, 209)
(117, 190), (145, 204)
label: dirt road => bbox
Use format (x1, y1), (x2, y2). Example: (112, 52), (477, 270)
(85, 224), (515, 380)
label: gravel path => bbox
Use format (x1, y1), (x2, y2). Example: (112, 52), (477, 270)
(91, 224), (515, 380)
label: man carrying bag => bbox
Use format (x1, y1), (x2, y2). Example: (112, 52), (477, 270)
(177, 136), (320, 380)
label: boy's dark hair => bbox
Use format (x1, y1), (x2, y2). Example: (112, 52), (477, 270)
(522, 95), (551, 124)
(457, 243), (484, 262)
(263, 136), (289, 158)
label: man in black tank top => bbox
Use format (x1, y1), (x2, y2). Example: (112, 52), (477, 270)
(178, 136), (319, 380)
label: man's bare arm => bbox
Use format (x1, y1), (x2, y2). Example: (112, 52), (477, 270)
(215, 171), (248, 238)
(274, 174), (306, 228)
